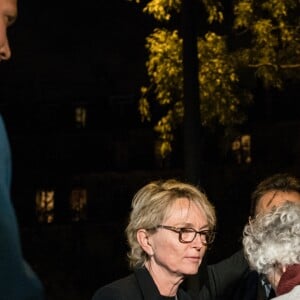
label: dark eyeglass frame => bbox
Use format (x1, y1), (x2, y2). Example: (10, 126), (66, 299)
(156, 225), (216, 245)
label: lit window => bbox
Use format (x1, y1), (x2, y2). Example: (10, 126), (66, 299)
(36, 190), (55, 223)
(232, 134), (251, 164)
(70, 188), (87, 222)
(75, 106), (87, 128)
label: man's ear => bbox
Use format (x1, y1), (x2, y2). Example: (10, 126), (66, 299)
(137, 229), (154, 256)
(281, 265), (287, 274)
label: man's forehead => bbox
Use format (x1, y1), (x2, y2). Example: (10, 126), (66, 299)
(0, 0), (17, 25)
(256, 190), (300, 214)
(0, 0), (17, 13)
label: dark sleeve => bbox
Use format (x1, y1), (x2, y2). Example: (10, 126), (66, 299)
(0, 116), (44, 299)
(91, 275), (139, 300)
(92, 286), (125, 300)
(199, 250), (249, 299)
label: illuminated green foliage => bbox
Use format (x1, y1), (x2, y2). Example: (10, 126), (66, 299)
(197, 32), (252, 127)
(233, 0), (300, 88)
(143, 0), (181, 21)
(139, 28), (184, 157)
(131, 0), (300, 158)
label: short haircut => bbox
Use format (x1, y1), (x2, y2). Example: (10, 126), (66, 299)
(243, 201), (300, 275)
(125, 179), (216, 269)
(250, 173), (300, 217)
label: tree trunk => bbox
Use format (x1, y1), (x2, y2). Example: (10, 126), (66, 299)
(182, 0), (202, 185)
(182, 0), (206, 293)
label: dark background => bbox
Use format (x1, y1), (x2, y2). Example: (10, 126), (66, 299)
(0, 0), (299, 299)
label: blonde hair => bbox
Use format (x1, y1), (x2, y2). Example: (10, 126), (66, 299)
(126, 179), (216, 269)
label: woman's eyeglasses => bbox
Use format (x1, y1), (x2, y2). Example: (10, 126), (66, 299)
(156, 225), (216, 245)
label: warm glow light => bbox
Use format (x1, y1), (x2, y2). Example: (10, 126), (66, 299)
(36, 190), (55, 223)
(75, 106), (87, 128)
(70, 188), (87, 222)
(232, 134), (251, 164)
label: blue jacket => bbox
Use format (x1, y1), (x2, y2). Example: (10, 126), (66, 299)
(0, 115), (44, 299)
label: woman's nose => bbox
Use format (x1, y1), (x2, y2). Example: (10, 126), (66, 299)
(192, 232), (205, 249)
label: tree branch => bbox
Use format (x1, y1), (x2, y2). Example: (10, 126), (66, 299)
(248, 63), (300, 69)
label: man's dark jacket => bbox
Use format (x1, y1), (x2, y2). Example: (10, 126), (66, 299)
(188, 250), (272, 300)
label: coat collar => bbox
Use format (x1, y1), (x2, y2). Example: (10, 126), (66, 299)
(134, 267), (187, 300)
(134, 267), (164, 300)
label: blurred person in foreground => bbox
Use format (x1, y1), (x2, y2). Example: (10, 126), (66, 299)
(195, 173), (300, 300)
(92, 179), (216, 300)
(243, 201), (300, 299)
(0, 0), (44, 298)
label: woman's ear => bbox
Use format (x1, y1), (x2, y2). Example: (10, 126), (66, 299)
(137, 229), (154, 256)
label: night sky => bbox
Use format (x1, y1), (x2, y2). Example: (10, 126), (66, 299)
(1, 0), (153, 98)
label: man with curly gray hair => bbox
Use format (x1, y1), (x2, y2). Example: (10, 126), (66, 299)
(243, 202), (300, 299)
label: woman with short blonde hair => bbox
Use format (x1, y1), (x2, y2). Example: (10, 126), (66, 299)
(92, 179), (216, 300)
